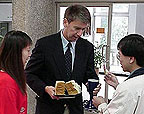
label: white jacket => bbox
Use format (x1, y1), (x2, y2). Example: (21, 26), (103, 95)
(98, 74), (144, 114)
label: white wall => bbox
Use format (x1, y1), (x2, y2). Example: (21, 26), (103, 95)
(128, 3), (144, 36)
(0, 3), (12, 21)
(128, 4), (137, 34)
(135, 3), (144, 36)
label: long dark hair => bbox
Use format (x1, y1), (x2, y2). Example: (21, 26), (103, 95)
(0, 30), (32, 94)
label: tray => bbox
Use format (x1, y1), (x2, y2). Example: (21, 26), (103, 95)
(55, 93), (82, 99)
(54, 94), (76, 99)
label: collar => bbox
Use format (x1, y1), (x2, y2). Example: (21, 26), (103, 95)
(60, 30), (76, 49)
(126, 67), (144, 80)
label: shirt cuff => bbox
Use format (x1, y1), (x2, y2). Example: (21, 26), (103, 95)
(98, 103), (107, 112)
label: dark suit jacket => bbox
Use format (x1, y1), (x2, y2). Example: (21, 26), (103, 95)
(25, 32), (98, 114)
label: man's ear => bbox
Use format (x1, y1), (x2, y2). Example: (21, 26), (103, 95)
(129, 57), (135, 64)
(63, 18), (69, 27)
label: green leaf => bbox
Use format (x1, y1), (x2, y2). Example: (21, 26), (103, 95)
(94, 44), (105, 68)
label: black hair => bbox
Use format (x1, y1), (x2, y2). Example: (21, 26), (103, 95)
(117, 34), (144, 67)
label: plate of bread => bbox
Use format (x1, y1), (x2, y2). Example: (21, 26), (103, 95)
(55, 80), (81, 99)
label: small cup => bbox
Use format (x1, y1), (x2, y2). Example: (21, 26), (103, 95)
(88, 79), (99, 93)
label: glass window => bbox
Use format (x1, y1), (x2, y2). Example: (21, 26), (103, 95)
(113, 4), (129, 12)
(0, 23), (8, 36)
(0, 22), (12, 43)
(110, 4), (129, 75)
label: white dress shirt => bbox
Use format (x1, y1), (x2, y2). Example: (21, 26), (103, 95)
(98, 74), (144, 114)
(61, 30), (76, 71)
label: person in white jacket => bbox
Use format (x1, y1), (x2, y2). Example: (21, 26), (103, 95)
(93, 34), (144, 114)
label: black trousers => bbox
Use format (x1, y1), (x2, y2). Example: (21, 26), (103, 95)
(35, 95), (84, 114)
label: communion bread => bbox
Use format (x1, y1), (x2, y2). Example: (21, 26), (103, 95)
(104, 68), (109, 75)
(103, 64), (109, 75)
(55, 81), (65, 95)
(65, 80), (81, 95)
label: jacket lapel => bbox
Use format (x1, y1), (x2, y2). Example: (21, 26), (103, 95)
(72, 39), (85, 80)
(52, 33), (66, 80)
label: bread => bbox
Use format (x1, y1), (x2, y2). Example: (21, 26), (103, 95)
(55, 81), (65, 95)
(104, 68), (109, 75)
(55, 80), (81, 95)
(103, 64), (109, 75)
(65, 80), (81, 95)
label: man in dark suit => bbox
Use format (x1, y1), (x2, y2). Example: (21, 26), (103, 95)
(25, 4), (99, 114)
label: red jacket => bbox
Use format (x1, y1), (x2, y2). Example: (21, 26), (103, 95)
(0, 71), (27, 114)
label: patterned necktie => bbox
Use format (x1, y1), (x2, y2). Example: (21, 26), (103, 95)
(64, 42), (72, 80)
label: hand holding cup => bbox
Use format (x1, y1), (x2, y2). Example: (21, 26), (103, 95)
(88, 79), (99, 95)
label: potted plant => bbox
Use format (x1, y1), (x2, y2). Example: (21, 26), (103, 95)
(94, 44), (105, 75)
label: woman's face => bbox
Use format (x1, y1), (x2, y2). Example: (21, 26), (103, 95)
(22, 45), (31, 65)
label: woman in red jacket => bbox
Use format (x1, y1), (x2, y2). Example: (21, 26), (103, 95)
(0, 31), (32, 114)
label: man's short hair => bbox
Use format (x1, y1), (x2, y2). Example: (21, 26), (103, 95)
(117, 34), (144, 67)
(64, 5), (91, 25)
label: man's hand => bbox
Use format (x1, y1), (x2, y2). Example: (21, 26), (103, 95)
(92, 96), (105, 108)
(85, 82), (101, 95)
(45, 86), (59, 100)
(104, 72), (119, 90)
(93, 83), (101, 95)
